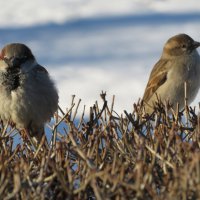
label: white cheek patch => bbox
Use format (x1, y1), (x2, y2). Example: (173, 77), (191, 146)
(0, 60), (9, 72)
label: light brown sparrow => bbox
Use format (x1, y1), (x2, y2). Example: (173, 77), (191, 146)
(143, 34), (200, 113)
(0, 43), (58, 140)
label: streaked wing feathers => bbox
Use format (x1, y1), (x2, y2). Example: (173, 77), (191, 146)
(143, 59), (170, 102)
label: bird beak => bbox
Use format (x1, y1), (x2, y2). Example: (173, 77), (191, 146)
(193, 41), (200, 49)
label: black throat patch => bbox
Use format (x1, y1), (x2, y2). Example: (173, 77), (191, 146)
(2, 68), (21, 91)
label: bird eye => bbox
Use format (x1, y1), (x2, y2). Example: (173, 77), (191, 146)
(181, 44), (187, 49)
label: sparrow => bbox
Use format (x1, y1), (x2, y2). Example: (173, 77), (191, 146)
(0, 43), (58, 141)
(143, 33), (200, 113)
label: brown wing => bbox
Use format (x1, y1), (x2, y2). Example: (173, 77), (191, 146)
(143, 59), (170, 102)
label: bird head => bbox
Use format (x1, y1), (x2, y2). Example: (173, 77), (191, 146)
(162, 34), (200, 58)
(0, 43), (36, 72)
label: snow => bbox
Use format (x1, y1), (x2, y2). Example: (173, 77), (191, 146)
(1, 0), (200, 27)
(1, 0), (200, 116)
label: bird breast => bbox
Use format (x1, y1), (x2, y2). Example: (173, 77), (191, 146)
(0, 67), (58, 131)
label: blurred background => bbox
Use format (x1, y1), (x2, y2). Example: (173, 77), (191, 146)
(1, 0), (200, 115)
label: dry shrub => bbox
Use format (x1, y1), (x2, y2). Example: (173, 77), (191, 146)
(0, 92), (200, 200)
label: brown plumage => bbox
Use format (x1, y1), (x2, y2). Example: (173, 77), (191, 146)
(143, 34), (200, 113)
